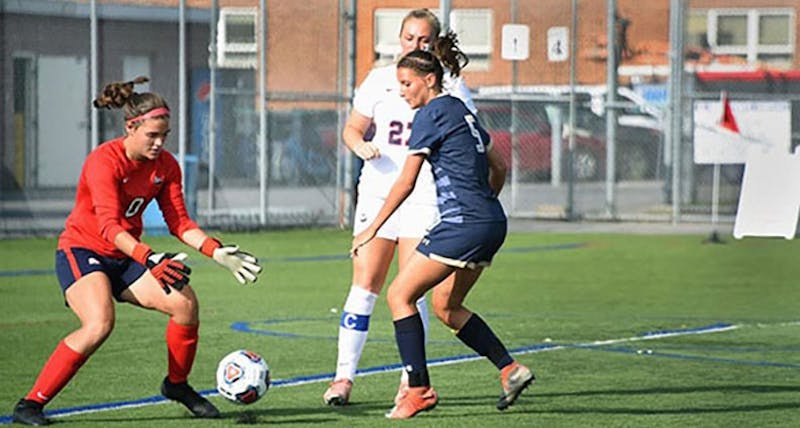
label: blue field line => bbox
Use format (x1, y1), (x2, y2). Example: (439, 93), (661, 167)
(0, 321), (741, 424)
(0, 268), (52, 278)
(0, 242), (586, 279)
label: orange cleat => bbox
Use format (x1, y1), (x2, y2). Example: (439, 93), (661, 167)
(385, 386), (438, 419)
(497, 362), (535, 410)
(323, 378), (353, 406)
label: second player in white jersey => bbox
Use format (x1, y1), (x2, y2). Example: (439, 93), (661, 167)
(352, 63), (476, 205)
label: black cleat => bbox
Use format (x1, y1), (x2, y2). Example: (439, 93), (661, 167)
(161, 377), (221, 418)
(12, 399), (49, 426)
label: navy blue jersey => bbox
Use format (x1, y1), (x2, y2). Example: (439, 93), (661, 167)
(407, 95), (506, 224)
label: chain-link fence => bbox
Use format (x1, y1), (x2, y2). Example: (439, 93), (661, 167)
(1, 0), (798, 236)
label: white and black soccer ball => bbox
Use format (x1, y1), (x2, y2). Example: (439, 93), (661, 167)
(216, 350), (270, 404)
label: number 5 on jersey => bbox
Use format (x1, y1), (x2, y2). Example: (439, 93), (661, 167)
(464, 115), (486, 153)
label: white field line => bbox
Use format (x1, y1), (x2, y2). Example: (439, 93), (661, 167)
(23, 322), (748, 422)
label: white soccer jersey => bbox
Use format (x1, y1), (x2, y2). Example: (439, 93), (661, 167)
(352, 63), (475, 203)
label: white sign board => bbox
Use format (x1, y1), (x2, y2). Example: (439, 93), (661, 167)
(733, 149), (800, 239)
(501, 24), (530, 61)
(547, 27), (569, 62)
(693, 101), (790, 164)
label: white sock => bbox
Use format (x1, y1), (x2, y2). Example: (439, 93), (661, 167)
(399, 295), (430, 384)
(334, 286), (378, 381)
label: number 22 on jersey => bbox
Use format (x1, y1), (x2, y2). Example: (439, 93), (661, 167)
(388, 120), (413, 146)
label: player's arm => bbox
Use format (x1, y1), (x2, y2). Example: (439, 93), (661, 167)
(157, 157), (261, 285)
(343, 109), (379, 160)
(351, 153), (425, 255)
(487, 143), (507, 196)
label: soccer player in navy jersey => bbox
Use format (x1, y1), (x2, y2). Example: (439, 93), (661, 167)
(351, 35), (535, 419)
(12, 77), (262, 426)
(323, 8), (477, 407)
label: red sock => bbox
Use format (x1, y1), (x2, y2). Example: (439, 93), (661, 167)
(25, 341), (88, 405)
(166, 319), (199, 384)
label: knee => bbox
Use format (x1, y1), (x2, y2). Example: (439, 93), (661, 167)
(82, 317), (115, 345)
(168, 293), (199, 322)
(386, 285), (412, 313)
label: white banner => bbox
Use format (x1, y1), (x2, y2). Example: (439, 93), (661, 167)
(693, 101), (790, 164)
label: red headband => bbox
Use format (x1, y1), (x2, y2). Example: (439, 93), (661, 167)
(126, 107), (170, 125)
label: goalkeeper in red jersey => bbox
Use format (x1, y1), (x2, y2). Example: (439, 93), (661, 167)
(12, 77), (262, 426)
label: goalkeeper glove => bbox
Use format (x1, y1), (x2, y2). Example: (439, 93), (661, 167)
(132, 243), (191, 294)
(200, 238), (262, 284)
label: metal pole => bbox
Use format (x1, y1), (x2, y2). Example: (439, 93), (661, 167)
(667, 0), (685, 224)
(259, 0), (269, 225)
(336, 0), (345, 227)
(208, 0), (218, 217)
(178, 0), (187, 186)
(711, 162), (720, 225)
(605, 0), (618, 218)
(90, 0), (98, 149)
(342, 0), (357, 227)
(510, 0), (519, 214)
(566, 0), (578, 220)
(439, 0), (451, 33)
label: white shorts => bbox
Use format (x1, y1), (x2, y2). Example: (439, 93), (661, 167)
(353, 195), (439, 240)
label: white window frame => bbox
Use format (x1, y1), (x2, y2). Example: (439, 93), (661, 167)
(374, 9), (408, 58)
(217, 7), (258, 69)
(706, 8), (794, 63)
(450, 9), (493, 56)
(373, 8), (493, 70)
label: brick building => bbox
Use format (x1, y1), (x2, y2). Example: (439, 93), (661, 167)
(1, 0), (797, 191)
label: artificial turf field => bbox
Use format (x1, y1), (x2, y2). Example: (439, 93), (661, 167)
(1, 228), (798, 427)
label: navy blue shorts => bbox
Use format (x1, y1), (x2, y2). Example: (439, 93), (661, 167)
(55, 248), (147, 302)
(416, 220), (507, 269)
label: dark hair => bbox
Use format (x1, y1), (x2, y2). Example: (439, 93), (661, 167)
(400, 8), (441, 38)
(397, 31), (469, 91)
(92, 76), (169, 126)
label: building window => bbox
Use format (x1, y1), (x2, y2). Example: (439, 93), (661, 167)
(691, 8), (794, 67)
(218, 8), (258, 69)
(686, 11), (709, 49)
(374, 8), (493, 70)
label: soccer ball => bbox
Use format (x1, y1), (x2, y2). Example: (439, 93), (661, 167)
(216, 350), (270, 404)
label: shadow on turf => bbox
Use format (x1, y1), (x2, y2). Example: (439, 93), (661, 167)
(532, 384), (800, 398)
(444, 384), (800, 415)
(64, 401), (394, 425)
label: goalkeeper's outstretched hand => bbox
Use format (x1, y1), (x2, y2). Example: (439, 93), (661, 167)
(200, 238), (262, 284)
(212, 245), (262, 284)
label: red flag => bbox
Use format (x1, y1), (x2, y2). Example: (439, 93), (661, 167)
(719, 92), (739, 133)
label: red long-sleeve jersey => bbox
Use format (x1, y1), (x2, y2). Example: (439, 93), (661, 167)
(58, 137), (198, 258)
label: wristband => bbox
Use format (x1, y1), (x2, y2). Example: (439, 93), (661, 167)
(199, 237), (222, 258)
(131, 242), (153, 265)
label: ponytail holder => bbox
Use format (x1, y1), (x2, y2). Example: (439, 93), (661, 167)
(126, 107), (170, 125)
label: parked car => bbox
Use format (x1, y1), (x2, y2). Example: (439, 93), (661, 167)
(475, 100), (663, 181)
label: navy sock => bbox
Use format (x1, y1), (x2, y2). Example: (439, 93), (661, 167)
(456, 313), (514, 370)
(394, 313), (429, 387)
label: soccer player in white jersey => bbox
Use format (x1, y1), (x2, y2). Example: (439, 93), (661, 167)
(323, 9), (476, 406)
(351, 34), (534, 419)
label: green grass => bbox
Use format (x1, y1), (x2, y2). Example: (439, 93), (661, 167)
(1, 229), (799, 427)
